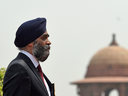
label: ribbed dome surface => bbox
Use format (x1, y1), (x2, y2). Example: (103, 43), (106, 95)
(89, 45), (128, 65)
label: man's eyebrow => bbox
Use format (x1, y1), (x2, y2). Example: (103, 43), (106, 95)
(42, 34), (49, 37)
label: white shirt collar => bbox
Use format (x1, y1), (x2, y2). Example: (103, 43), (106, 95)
(20, 50), (39, 68)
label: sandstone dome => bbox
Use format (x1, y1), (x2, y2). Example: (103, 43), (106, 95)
(85, 34), (128, 77)
(89, 46), (128, 65)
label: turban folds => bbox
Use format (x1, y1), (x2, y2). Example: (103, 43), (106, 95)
(14, 18), (47, 47)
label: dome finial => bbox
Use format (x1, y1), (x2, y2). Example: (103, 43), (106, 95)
(109, 34), (118, 46)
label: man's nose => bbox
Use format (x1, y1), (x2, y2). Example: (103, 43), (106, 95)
(46, 39), (51, 45)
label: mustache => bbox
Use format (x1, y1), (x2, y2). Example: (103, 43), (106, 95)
(43, 45), (50, 50)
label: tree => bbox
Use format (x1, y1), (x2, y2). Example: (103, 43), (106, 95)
(0, 68), (6, 96)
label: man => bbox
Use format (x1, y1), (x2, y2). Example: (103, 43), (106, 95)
(3, 18), (55, 96)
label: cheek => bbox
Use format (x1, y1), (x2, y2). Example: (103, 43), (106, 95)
(40, 41), (46, 46)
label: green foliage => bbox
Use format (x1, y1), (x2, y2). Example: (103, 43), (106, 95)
(0, 68), (6, 96)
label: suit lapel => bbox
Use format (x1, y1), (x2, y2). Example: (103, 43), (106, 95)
(18, 53), (49, 96)
(44, 74), (55, 96)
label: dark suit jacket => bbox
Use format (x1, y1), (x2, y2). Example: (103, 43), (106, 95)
(3, 53), (55, 96)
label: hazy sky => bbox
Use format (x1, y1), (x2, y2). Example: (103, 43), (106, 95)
(1, 0), (128, 96)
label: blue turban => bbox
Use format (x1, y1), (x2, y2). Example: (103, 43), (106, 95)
(14, 18), (47, 47)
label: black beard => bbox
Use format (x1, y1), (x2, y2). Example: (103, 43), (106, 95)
(32, 41), (50, 62)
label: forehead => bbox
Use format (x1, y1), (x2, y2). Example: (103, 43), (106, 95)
(42, 31), (49, 36)
(44, 31), (48, 34)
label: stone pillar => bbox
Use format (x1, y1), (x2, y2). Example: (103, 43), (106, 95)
(104, 89), (112, 96)
(118, 84), (125, 96)
(91, 84), (101, 96)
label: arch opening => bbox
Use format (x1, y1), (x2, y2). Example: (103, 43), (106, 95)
(109, 89), (119, 96)
(101, 89), (119, 96)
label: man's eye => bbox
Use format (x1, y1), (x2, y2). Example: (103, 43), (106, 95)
(41, 37), (47, 40)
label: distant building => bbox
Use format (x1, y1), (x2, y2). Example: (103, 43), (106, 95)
(72, 34), (128, 96)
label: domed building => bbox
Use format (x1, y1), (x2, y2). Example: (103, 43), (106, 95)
(72, 34), (128, 96)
